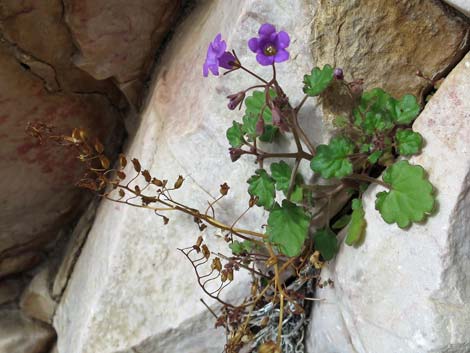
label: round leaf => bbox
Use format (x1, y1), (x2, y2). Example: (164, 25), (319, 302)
(303, 65), (334, 96)
(314, 228), (338, 261)
(247, 169), (276, 210)
(226, 121), (244, 148)
(311, 137), (355, 179)
(395, 129), (423, 156)
(345, 199), (366, 246)
(267, 200), (310, 257)
(375, 161), (435, 228)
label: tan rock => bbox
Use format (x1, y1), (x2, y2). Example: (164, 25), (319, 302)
(0, 309), (56, 353)
(0, 252), (41, 279)
(64, 0), (181, 106)
(311, 0), (470, 127)
(20, 265), (57, 324)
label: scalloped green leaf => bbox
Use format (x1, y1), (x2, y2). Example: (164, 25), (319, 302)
(311, 136), (355, 179)
(394, 94), (420, 125)
(345, 199), (366, 246)
(395, 129), (423, 156)
(245, 90), (276, 122)
(229, 240), (254, 255)
(314, 228), (338, 261)
(303, 65), (334, 96)
(375, 161), (435, 228)
(247, 169), (276, 210)
(353, 88), (396, 134)
(270, 161), (292, 192)
(267, 200), (310, 257)
(226, 121), (244, 148)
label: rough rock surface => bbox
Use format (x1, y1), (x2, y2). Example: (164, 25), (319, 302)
(20, 265), (57, 324)
(64, 0), (181, 105)
(0, 0), (122, 278)
(0, 279), (24, 305)
(0, 309), (56, 353)
(53, 1), (323, 353)
(307, 52), (470, 353)
(311, 0), (469, 127)
(444, 0), (470, 18)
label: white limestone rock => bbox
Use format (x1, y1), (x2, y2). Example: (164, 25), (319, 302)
(307, 52), (470, 353)
(54, 1), (322, 353)
(443, 0), (470, 18)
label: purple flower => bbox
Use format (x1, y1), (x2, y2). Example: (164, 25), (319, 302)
(227, 91), (246, 110)
(248, 23), (290, 66)
(203, 34), (237, 77)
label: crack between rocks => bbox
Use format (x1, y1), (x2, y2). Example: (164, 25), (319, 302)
(333, 20), (345, 68)
(0, 34), (61, 93)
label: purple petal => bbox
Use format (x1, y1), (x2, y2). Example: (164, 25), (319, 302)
(248, 38), (259, 53)
(219, 51), (236, 69)
(208, 62), (219, 76)
(274, 49), (289, 63)
(256, 53), (274, 66)
(211, 37), (227, 56)
(276, 31), (290, 49)
(203, 63), (209, 77)
(259, 23), (276, 36)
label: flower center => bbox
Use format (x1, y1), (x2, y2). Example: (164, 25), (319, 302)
(263, 44), (277, 56)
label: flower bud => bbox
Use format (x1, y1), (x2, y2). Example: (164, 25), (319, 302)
(227, 91), (245, 110)
(333, 67), (344, 80)
(229, 147), (244, 162)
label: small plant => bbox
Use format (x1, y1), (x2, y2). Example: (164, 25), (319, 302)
(28, 23), (436, 353)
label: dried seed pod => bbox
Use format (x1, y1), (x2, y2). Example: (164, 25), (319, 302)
(99, 155), (110, 169)
(131, 158), (141, 173)
(227, 268), (234, 281)
(220, 270), (228, 282)
(118, 189), (125, 198)
(142, 170), (151, 183)
(211, 257), (222, 272)
(72, 128), (81, 142)
(249, 195), (258, 208)
(134, 185), (141, 195)
(79, 129), (88, 141)
(201, 244), (210, 259)
(174, 175), (184, 189)
(219, 182), (230, 196)
(117, 171), (126, 180)
(94, 139), (104, 153)
(162, 216), (169, 225)
(119, 154), (127, 169)
(151, 178), (163, 186)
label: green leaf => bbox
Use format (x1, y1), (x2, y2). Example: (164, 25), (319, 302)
(242, 90), (278, 142)
(345, 199), (366, 246)
(259, 125), (278, 142)
(314, 228), (338, 261)
(368, 150), (383, 164)
(311, 136), (355, 179)
(247, 169), (276, 209)
(245, 90), (276, 123)
(375, 160), (435, 228)
(270, 161), (292, 192)
(303, 65), (334, 96)
(395, 129), (423, 156)
(332, 214), (351, 230)
(229, 240), (254, 255)
(394, 94), (420, 125)
(267, 200), (310, 257)
(226, 121), (244, 148)
(290, 184), (304, 203)
(353, 88), (396, 135)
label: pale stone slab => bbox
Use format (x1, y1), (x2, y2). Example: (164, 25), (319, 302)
(307, 52), (470, 353)
(444, 0), (470, 18)
(54, 1), (322, 353)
